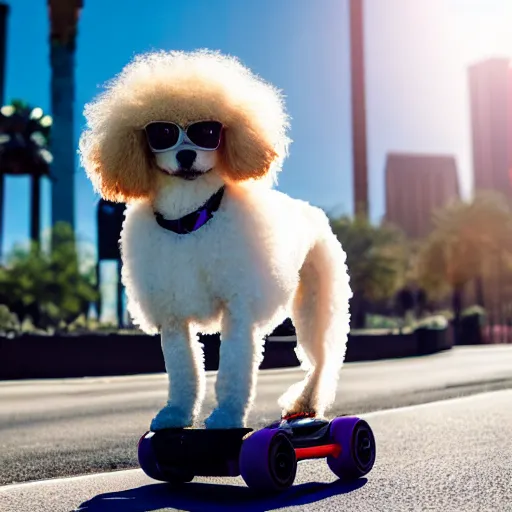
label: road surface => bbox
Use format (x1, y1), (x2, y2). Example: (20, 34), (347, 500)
(1, 345), (512, 487)
(1, 389), (511, 512)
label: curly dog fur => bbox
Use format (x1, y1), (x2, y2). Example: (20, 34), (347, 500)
(79, 49), (352, 430)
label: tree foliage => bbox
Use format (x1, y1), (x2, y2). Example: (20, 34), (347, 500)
(416, 192), (512, 297)
(331, 214), (408, 301)
(415, 192), (512, 340)
(330, 214), (408, 327)
(0, 222), (98, 330)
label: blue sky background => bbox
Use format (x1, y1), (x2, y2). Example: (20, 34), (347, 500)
(3, 0), (512, 261)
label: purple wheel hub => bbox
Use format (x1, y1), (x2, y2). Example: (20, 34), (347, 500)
(327, 417), (376, 481)
(138, 431), (194, 484)
(239, 428), (297, 492)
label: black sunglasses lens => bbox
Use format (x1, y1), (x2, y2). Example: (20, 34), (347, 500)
(187, 121), (223, 149)
(145, 122), (180, 151)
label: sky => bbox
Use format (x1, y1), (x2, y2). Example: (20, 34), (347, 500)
(2, 0), (512, 319)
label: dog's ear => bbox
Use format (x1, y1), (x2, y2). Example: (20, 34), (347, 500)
(221, 120), (278, 181)
(79, 128), (156, 203)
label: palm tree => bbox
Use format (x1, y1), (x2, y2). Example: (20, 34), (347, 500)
(0, 100), (53, 244)
(331, 214), (408, 328)
(47, 0), (83, 235)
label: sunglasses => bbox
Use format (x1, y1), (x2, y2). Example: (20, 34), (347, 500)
(143, 120), (223, 153)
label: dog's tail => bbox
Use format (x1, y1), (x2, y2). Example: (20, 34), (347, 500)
(279, 215), (352, 417)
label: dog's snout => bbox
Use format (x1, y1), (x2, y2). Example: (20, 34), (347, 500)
(176, 149), (197, 169)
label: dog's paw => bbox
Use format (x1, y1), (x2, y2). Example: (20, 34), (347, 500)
(150, 405), (193, 431)
(204, 407), (245, 429)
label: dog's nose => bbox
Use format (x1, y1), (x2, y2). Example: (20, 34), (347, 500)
(176, 149), (197, 169)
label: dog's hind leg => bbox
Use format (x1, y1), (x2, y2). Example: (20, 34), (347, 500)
(279, 234), (352, 418)
(150, 322), (206, 430)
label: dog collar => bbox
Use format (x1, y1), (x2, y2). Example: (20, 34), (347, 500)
(154, 186), (225, 235)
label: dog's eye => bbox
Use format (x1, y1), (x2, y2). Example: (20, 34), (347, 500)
(187, 121), (223, 149)
(145, 122), (180, 151)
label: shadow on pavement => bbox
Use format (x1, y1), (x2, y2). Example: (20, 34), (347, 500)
(75, 478), (367, 512)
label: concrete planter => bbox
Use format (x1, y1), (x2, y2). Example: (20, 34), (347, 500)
(0, 333), (164, 379)
(415, 327), (451, 355)
(345, 331), (419, 362)
(457, 314), (483, 345)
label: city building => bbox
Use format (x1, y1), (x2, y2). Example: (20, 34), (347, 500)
(468, 58), (512, 196)
(385, 153), (460, 239)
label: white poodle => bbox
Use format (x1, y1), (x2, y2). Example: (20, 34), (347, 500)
(79, 50), (352, 430)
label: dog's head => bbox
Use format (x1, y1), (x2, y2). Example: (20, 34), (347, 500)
(145, 120), (221, 182)
(79, 50), (291, 202)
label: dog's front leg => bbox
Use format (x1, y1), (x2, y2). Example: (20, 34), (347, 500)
(205, 310), (263, 429)
(150, 323), (205, 431)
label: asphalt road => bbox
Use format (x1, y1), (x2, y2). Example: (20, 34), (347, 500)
(1, 345), (512, 488)
(1, 389), (511, 512)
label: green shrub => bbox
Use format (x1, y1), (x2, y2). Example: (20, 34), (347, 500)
(19, 316), (49, 335)
(365, 314), (401, 330)
(0, 305), (20, 336)
(414, 315), (448, 330)
(434, 309), (455, 321)
(461, 305), (486, 318)
(61, 314), (126, 334)
(0, 222), (98, 330)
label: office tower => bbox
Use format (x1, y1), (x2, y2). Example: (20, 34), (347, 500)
(385, 153), (460, 239)
(468, 58), (512, 196)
